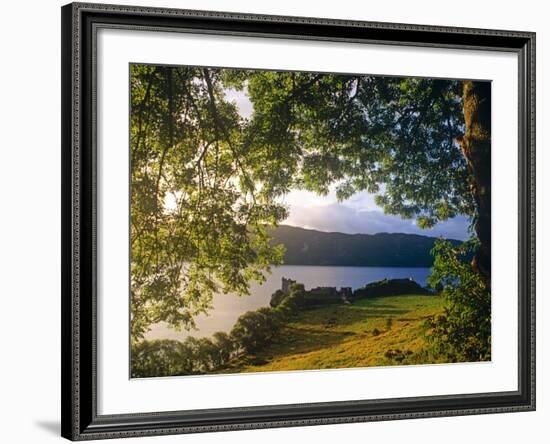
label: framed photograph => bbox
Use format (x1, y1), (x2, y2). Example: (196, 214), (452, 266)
(61, 2), (536, 440)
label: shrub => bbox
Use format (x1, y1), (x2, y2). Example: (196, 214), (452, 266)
(132, 283), (309, 376)
(269, 289), (286, 308)
(194, 337), (219, 372)
(275, 283), (306, 314)
(131, 334), (239, 378)
(212, 331), (235, 365)
(426, 238), (491, 362)
(230, 307), (282, 354)
(131, 339), (195, 378)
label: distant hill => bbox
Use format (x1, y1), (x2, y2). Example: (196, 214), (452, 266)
(269, 225), (461, 267)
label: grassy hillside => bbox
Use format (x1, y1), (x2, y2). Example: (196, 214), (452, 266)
(220, 294), (446, 373)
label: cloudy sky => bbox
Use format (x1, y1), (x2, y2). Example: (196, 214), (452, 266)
(224, 87), (470, 241)
(281, 188), (470, 240)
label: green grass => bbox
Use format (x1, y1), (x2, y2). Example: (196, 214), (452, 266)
(220, 294), (446, 373)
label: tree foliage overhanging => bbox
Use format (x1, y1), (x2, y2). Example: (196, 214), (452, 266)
(130, 64), (490, 341)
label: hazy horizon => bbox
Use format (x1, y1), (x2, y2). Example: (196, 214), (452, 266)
(225, 87), (471, 242)
(274, 223), (466, 241)
(278, 187), (470, 241)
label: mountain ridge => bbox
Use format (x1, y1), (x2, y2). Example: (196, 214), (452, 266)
(269, 225), (462, 267)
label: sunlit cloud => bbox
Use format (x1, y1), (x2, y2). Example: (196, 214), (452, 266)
(283, 199), (470, 240)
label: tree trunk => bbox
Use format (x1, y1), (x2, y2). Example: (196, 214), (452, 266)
(459, 81), (491, 288)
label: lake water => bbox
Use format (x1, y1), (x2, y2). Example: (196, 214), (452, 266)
(144, 265), (431, 341)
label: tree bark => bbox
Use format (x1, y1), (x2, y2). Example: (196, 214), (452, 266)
(459, 81), (491, 288)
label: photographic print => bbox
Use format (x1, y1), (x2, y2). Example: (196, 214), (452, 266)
(129, 64), (491, 378)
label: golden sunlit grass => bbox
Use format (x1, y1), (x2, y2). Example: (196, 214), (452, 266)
(221, 294), (446, 373)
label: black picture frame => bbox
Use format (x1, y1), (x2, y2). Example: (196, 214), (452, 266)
(61, 2), (536, 440)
